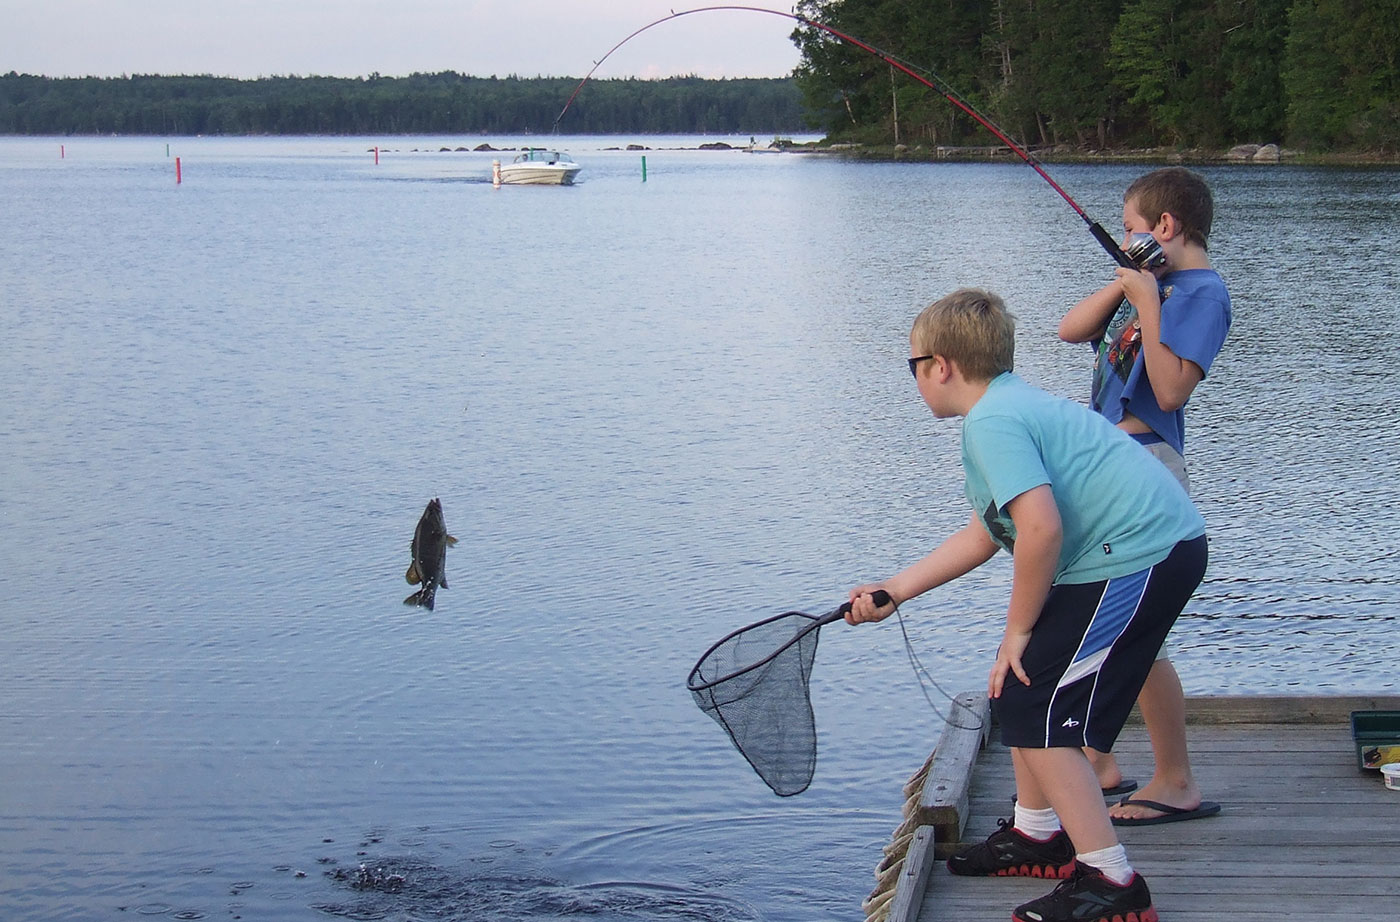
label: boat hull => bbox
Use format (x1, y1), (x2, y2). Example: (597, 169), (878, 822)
(497, 166), (581, 185)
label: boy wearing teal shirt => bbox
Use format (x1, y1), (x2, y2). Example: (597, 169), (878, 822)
(847, 289), (1206, 922)
(961, 376), (1203, 585)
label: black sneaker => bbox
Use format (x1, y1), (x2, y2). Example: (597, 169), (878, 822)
(946, 818), (1076, 878)
(1012, 860), (1158, 922)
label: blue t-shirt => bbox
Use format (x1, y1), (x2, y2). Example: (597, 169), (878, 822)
(963, 373), (1206, 584)
(1090, 268), (1231, 454)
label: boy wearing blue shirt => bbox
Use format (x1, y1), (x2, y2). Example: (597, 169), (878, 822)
(847, 289), (1207, 922)
(1058, 167), (1231, 824)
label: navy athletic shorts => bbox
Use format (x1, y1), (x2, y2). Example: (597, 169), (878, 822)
(994, 535), (1208, 751)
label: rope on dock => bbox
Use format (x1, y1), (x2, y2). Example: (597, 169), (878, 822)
(861, 693), (992, 922)
(861, 753), (935, 922)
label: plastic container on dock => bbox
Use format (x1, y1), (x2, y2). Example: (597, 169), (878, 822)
(1351, 710), (1400, 770)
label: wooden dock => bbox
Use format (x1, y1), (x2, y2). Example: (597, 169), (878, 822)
(869, 694), (1400, 922)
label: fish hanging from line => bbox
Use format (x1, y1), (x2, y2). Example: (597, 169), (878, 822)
(404, 498), (458, 611)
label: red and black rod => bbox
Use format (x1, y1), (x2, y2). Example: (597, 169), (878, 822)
(556, 5), (1134, 268)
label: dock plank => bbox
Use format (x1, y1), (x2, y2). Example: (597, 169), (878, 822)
(896, 695), (1400, 922)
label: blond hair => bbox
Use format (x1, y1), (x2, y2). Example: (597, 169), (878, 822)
(911, 288), (1015, 382)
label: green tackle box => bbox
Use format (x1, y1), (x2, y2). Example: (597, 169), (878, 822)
(1351, 709), (1400, 771)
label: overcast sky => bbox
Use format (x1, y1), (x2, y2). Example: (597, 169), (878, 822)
(2, 1), (804, 80)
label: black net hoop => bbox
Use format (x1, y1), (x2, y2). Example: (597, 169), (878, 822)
(686, 592), (886, 797)
(687, 590), (989, 796)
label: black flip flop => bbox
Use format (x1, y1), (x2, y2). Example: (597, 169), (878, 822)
(1110, 796), (1222, 826)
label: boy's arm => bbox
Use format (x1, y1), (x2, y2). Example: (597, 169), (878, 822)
(989, 484), (1062, 698)
(1116, 266), (1205, 410)
(1057, 280), (1123, 344)
(845, 513), (999, 623)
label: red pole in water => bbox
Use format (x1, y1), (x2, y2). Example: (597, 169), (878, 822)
(61, 144), (65, 158)
(375, 146), (379, 165)
(175, 157), (182, 184)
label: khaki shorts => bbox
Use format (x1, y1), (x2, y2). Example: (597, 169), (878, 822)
(1145, 441), (1190, 494)
(1144, 440), (1190, 660)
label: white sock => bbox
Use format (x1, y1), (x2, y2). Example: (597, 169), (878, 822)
(1077, 844), (1134, 885)
(1012, 804), (1061, 840)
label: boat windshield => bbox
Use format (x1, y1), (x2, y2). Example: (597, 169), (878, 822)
(515, 149), (571, 164)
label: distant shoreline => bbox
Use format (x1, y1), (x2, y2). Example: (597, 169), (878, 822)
(800, 141), (1400, 167)
(6, 134), (1395, 165)
(389, 138), (1400, 165)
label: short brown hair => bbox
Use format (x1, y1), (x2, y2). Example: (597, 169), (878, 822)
(911, 288), (1015, 382)
(1125, 167), (1214, 249)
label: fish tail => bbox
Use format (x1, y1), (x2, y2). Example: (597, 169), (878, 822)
(403, 587), (436, 610)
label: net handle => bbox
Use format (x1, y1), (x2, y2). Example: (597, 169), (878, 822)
(686, 590), (891, 692)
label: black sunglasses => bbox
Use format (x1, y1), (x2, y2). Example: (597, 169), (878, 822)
(907, 354), (937, 378)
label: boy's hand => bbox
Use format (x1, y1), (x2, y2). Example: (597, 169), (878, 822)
(844, 585), (896, 624)
(1114, 266), (1160, 313)
(988, 628), (1032, 698)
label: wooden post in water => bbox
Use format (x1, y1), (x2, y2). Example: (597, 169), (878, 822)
(60, 144), (65, 159)
(374, 146), (379, 165)
(890, 64), (900, 147)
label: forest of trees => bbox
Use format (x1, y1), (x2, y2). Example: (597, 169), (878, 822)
(4, 1), (1396, 150)
(792, 0), (1400, 152)
(0, 72), (807, 136)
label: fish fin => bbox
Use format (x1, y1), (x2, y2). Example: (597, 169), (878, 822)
(446, 535), (459, 546)
(405, 563), (421, 584)
(404, 588), (436, 610)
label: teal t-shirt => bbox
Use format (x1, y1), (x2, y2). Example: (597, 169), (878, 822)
(962, 373), (1206, 584)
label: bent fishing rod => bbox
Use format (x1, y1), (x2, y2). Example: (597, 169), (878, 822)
(554, 5), (1136, 268)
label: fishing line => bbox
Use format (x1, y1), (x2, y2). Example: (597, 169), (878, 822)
(889, 600), (985, 731)
(556, 5), (1136, 268)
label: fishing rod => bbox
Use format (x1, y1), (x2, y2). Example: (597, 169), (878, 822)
(555, 5), (1136, 268)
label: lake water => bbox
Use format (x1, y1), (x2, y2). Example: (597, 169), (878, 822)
(2, 135), (1397, 922)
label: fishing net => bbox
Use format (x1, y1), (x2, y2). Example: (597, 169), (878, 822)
(686, 591), (887, 797)
(687, 609), (833, 796)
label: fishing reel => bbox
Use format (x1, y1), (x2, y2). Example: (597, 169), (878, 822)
(1123, 232), (1167, 270)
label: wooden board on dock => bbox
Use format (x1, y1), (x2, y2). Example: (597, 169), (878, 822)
(885, 695), (1400, 922)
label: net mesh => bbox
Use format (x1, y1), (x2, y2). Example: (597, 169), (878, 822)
(687, 610), (829, 797)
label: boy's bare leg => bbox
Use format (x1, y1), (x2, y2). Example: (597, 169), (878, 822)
(1108, 657), (1204, 821)
(1084, 746), (1126, 790)
(1012, 747), (1116, 853)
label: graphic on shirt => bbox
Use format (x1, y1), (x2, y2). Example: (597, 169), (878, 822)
(981, 499), (1015, 551)
(1091, 284), (1173, 412)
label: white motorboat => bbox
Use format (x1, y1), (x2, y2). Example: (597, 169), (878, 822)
(494, 149), (581, 185)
